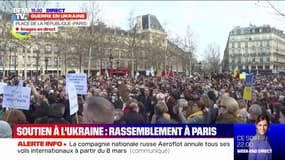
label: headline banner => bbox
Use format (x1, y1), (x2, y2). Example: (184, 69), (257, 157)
(13, 124), (233, 138)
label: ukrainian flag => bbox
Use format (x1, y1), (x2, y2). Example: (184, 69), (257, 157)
(233, 64), (238, 78)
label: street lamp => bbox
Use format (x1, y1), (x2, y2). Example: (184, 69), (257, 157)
(57, 55), (60, 77)
(45, 57), (48, 75)
(116, 61), (119, 77)
(109, 54), (113, 69)
(0, 56), (3, 78)
(109, 54), (113, 77)
(9, 45), (12, 75)
(35, 49), (39, 80)
(14, 51), (16, 74)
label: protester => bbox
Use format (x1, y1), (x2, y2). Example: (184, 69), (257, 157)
(82, 96), (115, 124)
(178, 100), (206, 123)
(123, 102), (146, 124)
(137, 87), (153, 122)
(34, 103), (69, 124)
(216, 96), (242, 123)
(0, 120), (12, 138)
(0, 72), (283, 125)
(151, 101), (172, 124)
(2, 109), (27, 127)
(237, 100), (249, 123)
(247, 104), (263, 123)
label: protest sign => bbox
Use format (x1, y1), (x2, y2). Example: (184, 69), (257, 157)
(0, 82), (7, 94)
(3, 86), (31, 110)
(239, 73), (246, 80)
(18, 80), (24, 87)
(243, 86), (252, 100)
(66, 73), (87, 95)
(67, 82), (78, 115)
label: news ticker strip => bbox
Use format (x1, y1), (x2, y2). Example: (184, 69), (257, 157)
(13, 124), (233, 138)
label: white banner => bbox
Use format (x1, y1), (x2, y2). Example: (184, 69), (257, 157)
(0, 138), (233, 160)
(14, 20), (90, 27)
(67, 82), (78, 115)
(66, 73), (87, 95)
(3, 86), (31, 110)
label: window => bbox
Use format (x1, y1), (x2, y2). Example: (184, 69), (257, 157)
(45, 45), (52, 53)
(10, 56), (16, 65)
(0, 42), (5, 51)
(237, 29), (241, 34)
(71, 47), (76, 53)
(262, 48), (265, 53)
(31, 57), (37, 66)
(267, 41), (270, 47)
(54, 46), (59, 53)
(265, 66), (270, 69)
(245, 42), (248, 48)
(252, 58), (255, 62)
(33, 45), (39, 52)
(142, 15), (149, 30)
(238, 57), (241, 63)
(258, 48), (262, 53)
(47, 57), (52, 66)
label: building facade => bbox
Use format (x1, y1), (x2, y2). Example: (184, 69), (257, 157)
(223, 25), (285, 74)
(0, 14), (191, 77)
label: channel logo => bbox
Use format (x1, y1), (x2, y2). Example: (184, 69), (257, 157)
(11, 15), (31, 40)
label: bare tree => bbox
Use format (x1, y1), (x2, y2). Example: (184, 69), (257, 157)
(204, 43), (221, 73)
(80, 1), (102, 76)
(183, 25), (197, 76)
(125, 10), (140, 77)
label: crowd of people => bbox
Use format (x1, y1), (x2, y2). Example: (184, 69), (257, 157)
(0, 72), (285, 138)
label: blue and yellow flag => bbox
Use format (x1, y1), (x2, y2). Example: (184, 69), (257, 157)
(232, 64), (238, 78)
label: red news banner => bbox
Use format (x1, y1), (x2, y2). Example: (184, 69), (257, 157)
(28, 12), (87, 20)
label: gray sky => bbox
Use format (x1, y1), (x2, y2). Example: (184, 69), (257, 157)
(47, 1), (285, 60)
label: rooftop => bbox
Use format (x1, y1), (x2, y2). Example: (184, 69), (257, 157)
(229, 25), (285, 38)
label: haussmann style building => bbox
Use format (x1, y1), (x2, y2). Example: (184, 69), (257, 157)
(223, 25), (285, 74)
(0, 14), (195, 77)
